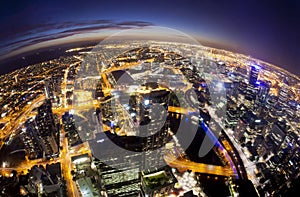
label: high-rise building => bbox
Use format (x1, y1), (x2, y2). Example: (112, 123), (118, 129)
(249, 64), (260, 85)
(44, 78), (55, 99)
(238, 81), (258, 102)
(95, 80), (104, 99)
(21, 100), (59, 159)
(217, 61), (227, 74)
(22, 119), (43, 159)
(90, 133), (142, 196)
(91, 84), (173, 196)
(253, 134), (264, 150)
(140, 166), (177, 197)
(44, 77), (61, 106)
(225, 109), (239, 128)
(257, 81), (271, 103)
(234, 111), (267, 141)
(137, 88), (170, 150)
(267, 121), (288, 153)
(278, 78), (290, 108)
(265, 95), (278, 110)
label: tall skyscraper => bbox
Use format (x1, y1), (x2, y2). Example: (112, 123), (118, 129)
(249, 64), (260, 85)
(257, 81), (271, 103)
(90, 83), (174, 196)
(278, 78), (290, 108)
(268, 121), (288, 153)
(21, 100), (59, 159)
(137, 88), (170, 149)
(44, 78), (55, 99)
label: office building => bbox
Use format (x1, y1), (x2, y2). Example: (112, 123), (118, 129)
(257, 80), (271, 103)
(249, 64), (260, 85)
(278, 78), (290, 109)
(140, 166), (177, 197)
(21, 100), (59, 159)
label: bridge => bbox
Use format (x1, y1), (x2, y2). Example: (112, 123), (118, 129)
(164, 153), (237, 177)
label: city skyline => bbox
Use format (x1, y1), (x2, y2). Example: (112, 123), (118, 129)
(1, 0), (300, 76)
(1, 1), (300, 197)
(0, 37), (299, 196)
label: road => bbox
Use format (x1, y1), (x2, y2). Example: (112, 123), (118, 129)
(0, 95), (46, 149)
(0, 136), (90, 197)
(0, 61), (91, 196)
(59, 117), (86, 197)
(206, 106), (259, 185)
(164, 152), (236, 177)
(166, 105), (238, 178)
(168, 106), (197, 114)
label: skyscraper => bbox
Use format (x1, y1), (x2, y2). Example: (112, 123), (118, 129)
(268, 121), (288, 153)
(278, 78), (290, 108)
(249, 64), (260, 85)
(21, 100), (59, 159)
(44, 78), (55, 99)
(257, 81), (271, 103)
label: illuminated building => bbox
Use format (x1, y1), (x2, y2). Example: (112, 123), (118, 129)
(245, 84), (258, 102)
(265, 95), (277, 110)
(71, 154), (101, 196)
(137, 87), (170, 146)
(137, 87), (171, 169)
(95, 80), (104, 99)
(234, 111), (267, 141)
(44, 77), (61, 106)
(278, 78), (290, 109)
(22, 119), (43, 159)
(62, 112), (82, 146)
(249, 64), (260, 85)
(90, 83), (173, 196)
(35, 100), (59, 158)
(237, 81), (258, 104)
(90, 133), (142, 197)
(225, 109), (239, 128)
(217, 61), (227, 74)
(21, 100), (59, 159)
(264, 121), (289, 154)
(253, 134), (264, 150)
(140, 166), (177, 197)
(257, 80), (271, 103)
(44, 78), (54, 99)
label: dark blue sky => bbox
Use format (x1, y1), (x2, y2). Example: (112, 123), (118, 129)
(1, 0), (300, 76)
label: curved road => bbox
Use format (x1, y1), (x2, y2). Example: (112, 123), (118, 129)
(164, 153), (237, 177)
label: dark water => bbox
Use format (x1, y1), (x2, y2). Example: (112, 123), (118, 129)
(0, 40), (100, 75)
(185, 126), (224, 166)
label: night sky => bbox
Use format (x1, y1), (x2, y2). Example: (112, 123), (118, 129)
(1, 0), (300, 76)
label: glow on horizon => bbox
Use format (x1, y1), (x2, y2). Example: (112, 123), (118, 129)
(0, 30), (115, 61)
(1, 25), (299, 82)
(0, 26), (224, 61)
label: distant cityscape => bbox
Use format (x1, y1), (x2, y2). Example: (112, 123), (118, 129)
(0, 40), (299, 197)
